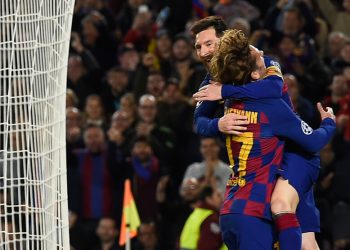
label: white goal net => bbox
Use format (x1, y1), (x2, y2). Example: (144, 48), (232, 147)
(0, 0), (74, 249)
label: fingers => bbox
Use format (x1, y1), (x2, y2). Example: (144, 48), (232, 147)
(193, 92), (207, 100)
(198, 85), (208, 91)
(316, 102), (325, 114)
(226, 113), (249, 123)
(326, 107), (334, 115)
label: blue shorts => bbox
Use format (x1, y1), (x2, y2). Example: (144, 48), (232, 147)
(296, 189), (320, 233)
(279, 152), (320, 233)
(220, 214), (279, 250)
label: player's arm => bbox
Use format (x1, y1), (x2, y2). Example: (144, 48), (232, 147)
(194, 79), (248, 136)
(270, 101), (336, 153)
(194, 98), (222, 136)
(193, 57), (284, 101)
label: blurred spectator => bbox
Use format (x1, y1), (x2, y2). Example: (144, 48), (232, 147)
(68, 125), (124, 242)
(264, 1), (317, 48)
(135, 94), (176, 167)
(80, 12), (117, 71)
(67, 88), (79, 108)
(133, 222), (161, 250)
(182, 137), (231, 195)
(315, 143), (336, 249)
(118, 45), (140, 74)
(157, 78), (194, 138)
(123, 5), (157, 52)
(169, 34), (206, 100)
(318, 0), (350, 37)
(66, 107), (84, 149)
(331, 153), (350, 250)
(102, 67), (131, 116)
(84, 0), (117, 31)
(156, 177), (200, 250)
(153, 29), (173, 77)
(116, 0), (148, 35)
(108, 110), (136, 147)
(213, 0), (260, 25)
(228, 17), (251, 37)
(284, 74), (316, 127)
(322, 73), (348, 115)
(68, 33), (101, 109)
(275, 34), (331, 101)
(324, 31), (349, 67)
(84, 94), (108, 129)
(333, 40), (350, 71)
(120, 93), (138, 118)
(146, 71), (166, 99)
(179, 186), (226, 250)
(332, 202), (350, 250)
(94, 217), (122, 250)
(130, 135), (164, 222)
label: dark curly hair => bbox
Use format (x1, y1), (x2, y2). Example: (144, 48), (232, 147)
(210, 29), (256, 85)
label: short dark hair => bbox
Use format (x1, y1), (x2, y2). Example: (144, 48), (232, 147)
(131, 135), (152, 147)
(198, 186), (214, 201)
(190, 16), (227, 37)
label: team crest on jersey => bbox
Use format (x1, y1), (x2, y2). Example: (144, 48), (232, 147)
(301, 121), (313, 135)
(271, 60), (281, 69)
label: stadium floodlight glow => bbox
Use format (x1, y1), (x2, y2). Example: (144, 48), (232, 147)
(0, 0), (75, 249)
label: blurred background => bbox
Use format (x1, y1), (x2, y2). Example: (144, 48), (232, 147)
(65, 0), (350, 249)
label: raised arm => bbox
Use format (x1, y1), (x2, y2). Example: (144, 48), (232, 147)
(269, 101), (336, 153)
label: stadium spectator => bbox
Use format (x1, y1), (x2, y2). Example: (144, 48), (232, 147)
(94, 217), (122, 250)
(180, 186), (226, 250)
(101, 67), (131, 116)
(135, 94), (176, 167)
(129, 135), (164, 222)
(84, 94), (107, 129)
(284, 74), (316, 127)
(133, 222), (161, 250)
(182, 137), (231, 195)
(318, 0), (350, 37)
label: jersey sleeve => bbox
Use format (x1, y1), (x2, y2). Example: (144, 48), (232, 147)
(193, 74), (222, 136)
(269, 99), (336, 153)
(193, 100), (221, 136)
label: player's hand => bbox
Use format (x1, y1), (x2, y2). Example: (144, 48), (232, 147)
(317, 102), (335, 121)
(218, 113), (248, 135)
(193, 81), (223, 101)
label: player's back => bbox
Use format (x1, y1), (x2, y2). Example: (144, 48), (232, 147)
(221, 97), (284, 220)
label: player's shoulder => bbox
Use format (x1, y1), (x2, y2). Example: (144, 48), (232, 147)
(263, 56), (282, 78)
(198, 74), (211, 89)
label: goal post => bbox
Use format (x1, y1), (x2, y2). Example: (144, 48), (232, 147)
(0, 0), (75, 249)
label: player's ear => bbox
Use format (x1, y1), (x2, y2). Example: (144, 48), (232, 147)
(251, 70), (261, 80)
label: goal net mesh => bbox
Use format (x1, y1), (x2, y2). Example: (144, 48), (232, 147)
(0, 0), (74, 249)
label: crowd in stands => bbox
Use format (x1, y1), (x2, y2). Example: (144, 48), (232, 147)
(65, 0), (350, 249)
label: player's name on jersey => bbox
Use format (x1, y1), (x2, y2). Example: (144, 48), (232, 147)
(226, 108), (258, 124)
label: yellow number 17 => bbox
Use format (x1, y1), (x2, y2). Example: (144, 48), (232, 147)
(226, 132), (253, 177)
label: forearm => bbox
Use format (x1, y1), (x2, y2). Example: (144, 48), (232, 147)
(194, 101), (221, 136)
